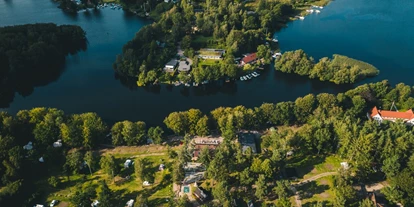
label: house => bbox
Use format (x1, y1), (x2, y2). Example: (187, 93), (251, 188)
(198, 48), (225, 60)
(238, 133), (257, 153)
(164, 59), (178, 72)
(241, 53), (257, 65)
(369, 106), (414, 125)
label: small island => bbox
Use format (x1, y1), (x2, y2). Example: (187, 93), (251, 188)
(275, 49), (379, 84)
(113, 0), (330, 87)
(0, 23), (87, 107)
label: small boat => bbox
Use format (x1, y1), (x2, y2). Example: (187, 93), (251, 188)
(247, 75), (252, 80)
(193, 82), (199, 86)
(240, 77), (244, 81)
(253, 72), (260, 77)
(299, 16), (305, 20)
(201, 80), (209, 85)
(306, 9), (314, 13)
(272, 38), (278, 43)
(315, 10), (321, 13)
(185, 83), (191, 87)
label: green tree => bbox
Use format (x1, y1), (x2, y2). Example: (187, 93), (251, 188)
(48, 176), (59, 188)
(195, 115), (209, 136)
(84, 151), (99, 173)
(359, 198), (375, 207)
(134, 194), (148, 207)
(164, 112), (188, 135)
(255, 174), (267, 200)
(65, 149), (84, 174)
(100, 155), (117, 178)
(98, 181), (113, 207)
(212, 181), (231, 205)
(147, 126), (164, 144)
(198, 146), (211, 167)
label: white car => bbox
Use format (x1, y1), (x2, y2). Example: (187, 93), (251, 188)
(50, 200), (58, 207)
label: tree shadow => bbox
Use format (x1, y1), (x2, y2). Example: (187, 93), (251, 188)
(297, 181), (330, 199)
(286, 155), (327, 179)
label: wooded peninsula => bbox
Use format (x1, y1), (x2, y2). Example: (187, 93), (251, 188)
(0, 23), (87, 107)
(1, 80), (413, 206)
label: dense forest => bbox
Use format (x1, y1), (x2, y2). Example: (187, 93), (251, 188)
(0, 23), (87, 107)
(275, 50), (380, 84)
(1, 80), (413, 206)
(113, 0), (306, 85)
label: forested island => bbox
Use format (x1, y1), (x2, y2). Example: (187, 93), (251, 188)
(1, 80), (414, 206)
(0, 23), (87, 107)
(275, 49), (380, 84)
(113, 0), (329, 87)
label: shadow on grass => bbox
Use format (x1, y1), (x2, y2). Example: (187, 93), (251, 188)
(286, 155), (327, 179)
(297, 181), (330, 199)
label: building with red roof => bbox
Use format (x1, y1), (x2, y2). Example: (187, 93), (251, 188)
(369, 106), (414, 125)
(241, 53), (257, 65)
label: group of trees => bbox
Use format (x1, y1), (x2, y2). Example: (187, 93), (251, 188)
(1, 80), (413, 206)
(114, 0), (299, 86)
(161, 80), (414, 206)
(276, 50), (380, 84)
(0, 23), (87, 107)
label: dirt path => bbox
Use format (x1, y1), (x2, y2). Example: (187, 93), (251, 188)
(296, 172), (338, 186)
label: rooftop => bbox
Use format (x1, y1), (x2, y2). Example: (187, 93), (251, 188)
(198, 48), (226, 56)
(242, 53), (257, 64)
(371, 106), (414, 120)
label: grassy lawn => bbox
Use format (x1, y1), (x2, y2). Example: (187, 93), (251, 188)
(287, 155), (342, 179)
(41, 145), (178, 206)
(298, 176), (335, 207)
(192, 35), (224, 49)
(199, 59), (220, 67)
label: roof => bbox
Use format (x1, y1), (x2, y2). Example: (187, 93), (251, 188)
(370, 106), (414, 120)
(198, 48), (225, 56)
(242, 53), (257, 64)
(165, 59), (178, 67)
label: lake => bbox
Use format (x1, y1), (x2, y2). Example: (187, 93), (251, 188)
(1, 0), (413, 126)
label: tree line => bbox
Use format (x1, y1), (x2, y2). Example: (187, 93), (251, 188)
(275, 49), (380, 84)
(1, 80), (413, 206)
(0, 23), (87, 107)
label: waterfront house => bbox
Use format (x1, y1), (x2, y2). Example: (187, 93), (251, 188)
(369, 106), (414, 125)
(164, 59), (178, 72)
(198, 48), (225, 60)
(241, 53), (257, 65)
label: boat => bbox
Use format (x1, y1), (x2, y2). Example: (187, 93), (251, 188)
(193, 82), (199, 86)
(247, 75), (252, 80)
(299, 16), (305, 20)
(201, 80), (209, 85)
(306, 9), (314, 13)
(240, 77), (244, 81)
(185, 83), (190, 87)
(315, 10), (321, 13)
(271, 38), (278, 43)
(253, 72), (260, 77)
(242, 76), (247, 81)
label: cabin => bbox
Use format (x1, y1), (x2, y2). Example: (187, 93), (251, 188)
(164, 59), (178, 72)
(369, 106), (414, 125)
(198, 48), (225, 60)
(241, 53), (257, 65)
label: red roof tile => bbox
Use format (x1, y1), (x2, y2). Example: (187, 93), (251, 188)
(370, 106), (414, 120)
(242, 53), (257, 64)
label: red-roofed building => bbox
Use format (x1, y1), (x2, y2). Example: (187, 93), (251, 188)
(369, 106), (414, 125)
(241, 53), (257, 65)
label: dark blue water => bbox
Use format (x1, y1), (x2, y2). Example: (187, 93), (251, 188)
(0, 0), (412, 125)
